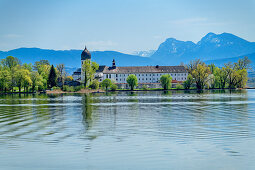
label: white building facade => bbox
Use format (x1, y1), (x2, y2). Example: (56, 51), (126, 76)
(73, 47), (188, 85)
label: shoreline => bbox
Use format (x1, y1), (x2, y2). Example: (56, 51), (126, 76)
(0, 88), (253, 95)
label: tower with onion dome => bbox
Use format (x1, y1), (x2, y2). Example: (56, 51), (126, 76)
(81, 46), (91, 83)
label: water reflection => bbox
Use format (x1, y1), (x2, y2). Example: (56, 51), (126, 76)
(0, 90), (255, 169)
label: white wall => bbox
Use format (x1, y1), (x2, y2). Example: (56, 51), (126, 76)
(101, 72), (188, 83)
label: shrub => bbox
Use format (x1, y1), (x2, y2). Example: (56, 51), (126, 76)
(74, 86), (82, 92)
(176, 83), (184, 89)
(63, 85), (74, 92)
(110, 84), (118, 91)
(101, 79), (112, 90)
(89, 80), (99, 89)
(53, 86), (61, 90)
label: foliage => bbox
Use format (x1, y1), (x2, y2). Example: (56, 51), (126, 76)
(126, 74), (138, 91)
(110, 84), (118, 91)
(192, 64), (211, 89)
(82, 60), (99, 87)
(0, 70), (11, 92)
(160, 74), (172, 90)
(183, 74), (193, 89)
(31, 71), (43, 92)
(14, 66), (32, 92)
(101, 79), (112, 91)
(176, 83), (184, 89)
(185, 59), (204, 74)
(1, 56), (21, 70)
(48, 65), (57, 88)
(89, 80), (99, 89)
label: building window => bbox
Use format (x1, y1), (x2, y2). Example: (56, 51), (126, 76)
(116, 74), (118, 77)
(109, 74), (111, 78)
(106, 74), (108, 78)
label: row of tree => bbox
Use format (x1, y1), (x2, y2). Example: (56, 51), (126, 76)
(0, 56), (71, 92)
(184, 57), (250, 89)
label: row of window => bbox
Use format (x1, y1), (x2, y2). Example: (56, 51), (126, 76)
(106, 73), (187, 78)
(114, 77), (187, 82)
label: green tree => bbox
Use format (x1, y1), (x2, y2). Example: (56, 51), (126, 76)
(101, 79), (112, 91)
(82, 60), (99, 87)
(126, 74), (138, 90)
(48, 65), (57, 88)
(215, 67), (228, 89)
(1, 56), (21, 70)
(0, 70), (11, 92)
(31, 71), (43, 92)
(14, 67), (31, 92)
(89, 80), (99, 89)
(192, 64), (210, 89)
(1, 56), (21, 92)
(33, 60), (50, 71)
(33, 60), (51, 90)
(183, 74), (193, 89)
(160, 74), (172, 90)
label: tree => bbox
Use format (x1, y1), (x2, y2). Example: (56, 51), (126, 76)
(33, 60), (51, 90)
(82, 60), (99, 87)
(0, 70), (11, 92)
(185, 59), (204, 75)
(14, 67), (31, 92)
(183, 74), (193, 89)
(160, 74), (172, 90)
(31, 71), (43, 92)
(234, 56), (251, 70)
(101, 79), (112, 91)
(48, 65), (57, 88)
(57, 64), (66, 88)
(1, 56), (21, 92)
(126, 74), (138, 90)
(33, 60), (50, 71)
(192, 64), (210, 89)
(1, 56), (21, 70)
(215, 67), (228, 89)
(89, 80), (99, 89)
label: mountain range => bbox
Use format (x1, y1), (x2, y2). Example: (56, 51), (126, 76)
(0, 32), (255, 74)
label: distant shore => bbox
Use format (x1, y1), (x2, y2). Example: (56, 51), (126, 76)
(46, 89), (105, 94)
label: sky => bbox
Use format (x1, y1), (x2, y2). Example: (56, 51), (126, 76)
(0, 0), (255, 53)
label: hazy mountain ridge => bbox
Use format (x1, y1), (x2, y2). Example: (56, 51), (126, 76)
(0, 33), (255, 73)
(0, 48), (157, 68)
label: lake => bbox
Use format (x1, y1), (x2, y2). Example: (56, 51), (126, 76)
(0, 90), (255, 170)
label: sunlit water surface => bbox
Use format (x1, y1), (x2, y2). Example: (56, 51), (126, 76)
(0, 90), (255, 170)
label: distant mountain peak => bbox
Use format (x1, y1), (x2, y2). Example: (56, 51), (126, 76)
(151, 32), (255, 63)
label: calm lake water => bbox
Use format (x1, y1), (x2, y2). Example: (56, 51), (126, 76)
(0, 90), (255, 170)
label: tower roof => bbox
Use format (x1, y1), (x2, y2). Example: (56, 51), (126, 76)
(81, 46), (91, 60)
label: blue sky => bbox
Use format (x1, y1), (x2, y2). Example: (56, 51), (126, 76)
(0, 0), (255, 53)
